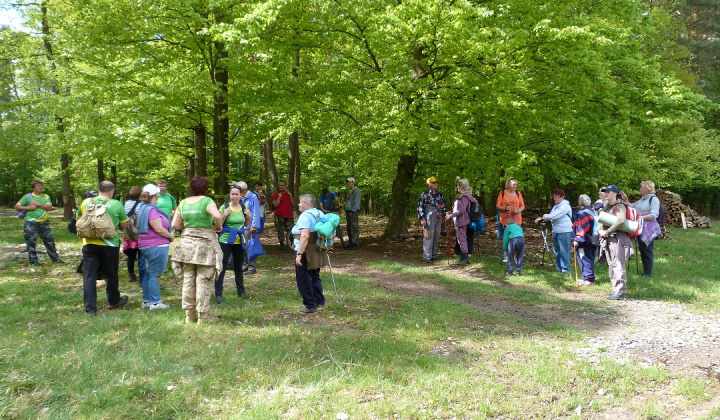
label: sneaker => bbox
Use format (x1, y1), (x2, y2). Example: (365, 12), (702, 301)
(505, 271), (513, 276)
(576, 280), (594, 287)
(216, 296), (225, 303)
(149, 302), (170, 310)
(501, 257), (508, 264)
(108, 295), (128, 310)
(298, 306), (318, 314)
(606, 293), (626, 300)
(317, 304), (326, 311)
(515, 271), (522, 276)
(141, 301), (151, 308)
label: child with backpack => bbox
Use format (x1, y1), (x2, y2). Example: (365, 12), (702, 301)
(502, 220), (525, 275)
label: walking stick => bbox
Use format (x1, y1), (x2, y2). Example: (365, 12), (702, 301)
(573, 242), (580, 284)
(446, 218), (453, 265)
(634, 239), (639, 275)
(326, 251), (340, 304)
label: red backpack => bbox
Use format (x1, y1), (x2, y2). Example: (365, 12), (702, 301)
(615, 202), (644, 239)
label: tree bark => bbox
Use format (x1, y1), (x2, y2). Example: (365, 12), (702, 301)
(265, 139), (278, 192)
(109, 161), (117, 185)
(287, 130), (299, 203)
(192, 124), (207, 177)
(61, 153), (73, 220)
(211, 39), (229, 195)
(382, 149), (419, 237)
(97, 158), (105, 182)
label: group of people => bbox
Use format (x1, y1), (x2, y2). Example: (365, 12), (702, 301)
(420, 176), (662, 300)
(15, 175), (363, 320)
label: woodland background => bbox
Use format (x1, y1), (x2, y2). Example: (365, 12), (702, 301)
(1, 0), (718, 237)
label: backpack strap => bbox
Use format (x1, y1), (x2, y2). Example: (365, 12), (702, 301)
(128, 200), (141, 216)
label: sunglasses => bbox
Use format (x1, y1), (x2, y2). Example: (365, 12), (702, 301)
(230, 185), (242, 190)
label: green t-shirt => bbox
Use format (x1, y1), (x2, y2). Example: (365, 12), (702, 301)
(157, 193), (177, 218)
(76, 197), (129, 247)
(218, 204), (246, 244)
(18, 193), (50, 222)
(178, 196), (216, 229)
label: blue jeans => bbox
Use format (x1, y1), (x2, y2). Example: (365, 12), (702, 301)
(553, 231), (572, 273)
(138, 251), (147, 285)
(141, 246), (169, 304)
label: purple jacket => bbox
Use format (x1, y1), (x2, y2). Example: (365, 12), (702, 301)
(450, 192), (474, 227)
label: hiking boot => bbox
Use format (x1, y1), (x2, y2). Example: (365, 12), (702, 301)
(149, 302), (170, 310)
(185, 308), (197, 323)
(30, 261), (42, 267)
(128, 272), (138, 282)
(298, 306), (318, 314)
(216, 296), (225, 303)
(423, 259), (433, 264)
(239, 292), (249, 299)
(280, 243), (288, 251)
(108, 295), (128, 310)
(52, 259), (65, 264)
(317, 304), (326, 311)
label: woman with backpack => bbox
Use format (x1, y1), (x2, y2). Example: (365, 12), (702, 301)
(123, 186), (142, 283)
(445, 177), (475, 265)
(215, 185), (252, 302)
(534, 189), (573, 273)
(621, 181), (660, 277)
(598, 185), (632, 300)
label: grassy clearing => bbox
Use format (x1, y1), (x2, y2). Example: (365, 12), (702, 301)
(0, 215), (718, 418)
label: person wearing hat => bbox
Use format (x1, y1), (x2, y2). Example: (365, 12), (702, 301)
(598, 185), (632, 300)
(136, 183), (175, 310)
(345, 177), (361, 250)
(417, 176), (447, 263)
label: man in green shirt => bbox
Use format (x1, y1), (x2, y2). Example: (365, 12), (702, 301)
(77, 181), (129, 315)
(14, 180), (63, 266)
(156, 179), (177, 219)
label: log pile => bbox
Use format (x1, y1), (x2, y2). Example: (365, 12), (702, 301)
(656, 190), (711, 229)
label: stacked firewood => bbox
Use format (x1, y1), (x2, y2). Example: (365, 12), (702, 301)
(656, 190), (711, 228)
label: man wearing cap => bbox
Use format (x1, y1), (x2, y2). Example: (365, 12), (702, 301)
(417, 176), (446, 263)
(345, 177), (361, 250)
(598, 185), (632, 300)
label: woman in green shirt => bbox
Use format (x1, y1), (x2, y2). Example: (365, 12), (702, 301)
(216, 185), (252, 302)
(171, 176), (224, 324)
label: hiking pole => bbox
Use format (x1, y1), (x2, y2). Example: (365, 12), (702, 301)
(445, 218), (453, 265)
(634, 240), (639, 275)
(326, 251), (340, 304)
(573, 243), (580, 284)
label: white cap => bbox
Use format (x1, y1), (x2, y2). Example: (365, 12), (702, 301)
(143, 184), (160, 196)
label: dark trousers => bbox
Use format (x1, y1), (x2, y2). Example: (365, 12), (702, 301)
(216, 242), (245, 296)
(126, 248), (139, 275)
(454, 226), (475, 255)
(346, 210), (360, 248)
(638, 239), (654, 276)
(82, 245), (121, 313)
(577, 245), (597, 281)
(23, 220), (60, 264)
(506, 237), (524, 273)
(274, 215), (294, 245)
(295, 252), (325, 308)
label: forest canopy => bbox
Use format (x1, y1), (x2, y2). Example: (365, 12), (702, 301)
(1, 0), (718, 231)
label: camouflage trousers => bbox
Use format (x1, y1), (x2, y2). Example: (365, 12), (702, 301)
(23, 221), (60, 264)
(274, 215), (294, 245)
(180, 263), (215, 314)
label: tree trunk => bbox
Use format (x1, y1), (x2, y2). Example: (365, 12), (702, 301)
(382, 149), (419, 237)
(109, 161), (117, 185)
(192, 124), (207, 177)
(97, 159), (105, 182)
(265, 139), (278, 192)
(287, 130), (299, 203)
(211, 40), (230, 196)
(41, 1), (73, 220)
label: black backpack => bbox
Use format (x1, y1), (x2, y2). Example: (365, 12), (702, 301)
(656, 198), (667, 227)
(469, 198), (482, 223)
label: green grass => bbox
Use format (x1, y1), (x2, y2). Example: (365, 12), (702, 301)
(0, 215), (718, 418)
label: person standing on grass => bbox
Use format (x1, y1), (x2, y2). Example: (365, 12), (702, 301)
(418, 176), (446, 263)
(123, 186), (143, 283)
(445, 177), (474, 265)
(345, 177), (362, 250)
(292, 194), (326, 314)
(136, 184), (175, 310)
(598, 185), (632, 300)
(238, 181), (262, 274)
(216, 185), (252, 303)
(621, 181), (660, 277)
(15, 180), (64, 266)
(254, 181), (267, 233)
(272, 181), (295, 251)
(171, 176), (224, 323)
(573, 194), (597, 286)
(496, 177), (525, 238)
(502, 220), (525, 276)
(155, 179), (178, 222)
(535, 189), (573, 273)
(77, 181), (129, 315)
